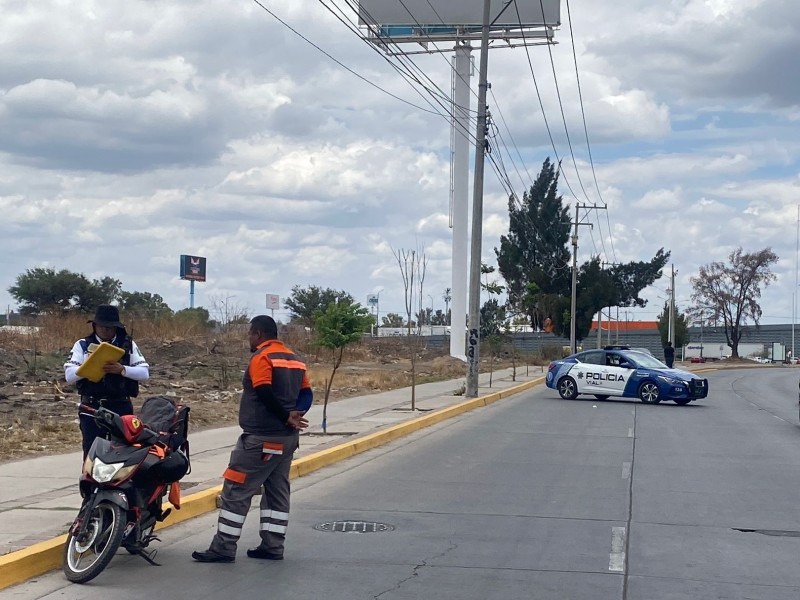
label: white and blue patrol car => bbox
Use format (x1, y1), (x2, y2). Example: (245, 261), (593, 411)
(545, 346), (709, 405)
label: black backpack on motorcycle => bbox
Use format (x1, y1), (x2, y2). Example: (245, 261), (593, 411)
(138, 396), (191, 482)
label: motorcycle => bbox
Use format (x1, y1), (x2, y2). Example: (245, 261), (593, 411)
(63, 398), (190, 584)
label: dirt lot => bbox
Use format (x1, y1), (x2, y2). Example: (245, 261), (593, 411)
(0, 330), (532, 463)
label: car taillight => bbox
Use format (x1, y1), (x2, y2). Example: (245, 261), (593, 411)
(548, 362), (558, 373)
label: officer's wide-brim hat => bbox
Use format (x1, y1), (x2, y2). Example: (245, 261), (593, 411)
(88, 305), (125, 328)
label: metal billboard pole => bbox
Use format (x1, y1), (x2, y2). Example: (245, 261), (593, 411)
(465, 0), (492, 398)
(450, 42), (472, 362)
(357, 0), (559, 393)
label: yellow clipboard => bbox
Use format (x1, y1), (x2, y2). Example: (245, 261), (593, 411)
(76, 342), (125, 383)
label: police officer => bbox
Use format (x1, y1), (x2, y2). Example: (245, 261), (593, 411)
(192, 315), (311, 563)
(664, 340), (675, 368)
(64, 305), (150, 457)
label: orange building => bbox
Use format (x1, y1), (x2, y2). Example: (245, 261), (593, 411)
(589, 320), (659, 334)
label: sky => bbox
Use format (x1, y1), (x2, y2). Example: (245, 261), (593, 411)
(2, 0), (800, 329)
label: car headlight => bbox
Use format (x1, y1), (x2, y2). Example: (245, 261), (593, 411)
(657, 375), (683, 386)
(92, 459), (124, 483)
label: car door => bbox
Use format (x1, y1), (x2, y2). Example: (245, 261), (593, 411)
(576, 350), (610, 394)
(604, 352), (632, 397)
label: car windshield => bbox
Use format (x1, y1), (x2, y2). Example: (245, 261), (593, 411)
(625, 351), (669, 369)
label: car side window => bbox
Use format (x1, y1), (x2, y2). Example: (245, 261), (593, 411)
(580, 351), (605, 365)
(607, 353), (621, 367)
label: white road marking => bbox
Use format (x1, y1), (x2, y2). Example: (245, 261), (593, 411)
(609, 526), (626, 572)
(628, 427), (634, 438)
(621, 462), (631, 479)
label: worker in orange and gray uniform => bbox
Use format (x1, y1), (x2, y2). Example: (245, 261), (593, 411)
(192, 315), (311, 563)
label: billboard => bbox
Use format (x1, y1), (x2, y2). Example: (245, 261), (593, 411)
(266, 294), (281, 310)
(179, 255), (207, 282)
(358, 0), (560, 27)
(367, 294), (379, 307)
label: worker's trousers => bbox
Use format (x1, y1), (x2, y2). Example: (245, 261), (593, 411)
(209, 431), (299, 558)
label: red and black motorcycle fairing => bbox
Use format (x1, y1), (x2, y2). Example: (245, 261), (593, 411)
(64, 405), (188, 583)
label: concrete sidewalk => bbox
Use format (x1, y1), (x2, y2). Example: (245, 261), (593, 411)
(0, 366), (545, 589)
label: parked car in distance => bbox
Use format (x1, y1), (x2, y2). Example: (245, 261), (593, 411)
(690, 356), (706, 363)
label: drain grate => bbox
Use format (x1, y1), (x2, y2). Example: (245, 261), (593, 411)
(313, 520), (395, 533)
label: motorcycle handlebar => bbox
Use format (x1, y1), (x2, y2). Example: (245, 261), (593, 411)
(82, 406), (163, 447)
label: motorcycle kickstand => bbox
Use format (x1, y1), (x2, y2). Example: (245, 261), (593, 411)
(128, 546), (161, 566)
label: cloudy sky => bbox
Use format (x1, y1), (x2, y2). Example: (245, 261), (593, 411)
(2, 0), (800, 330)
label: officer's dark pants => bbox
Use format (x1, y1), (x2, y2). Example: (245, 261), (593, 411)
(209, 432), (299, 558)
(79, 397), (134, 457)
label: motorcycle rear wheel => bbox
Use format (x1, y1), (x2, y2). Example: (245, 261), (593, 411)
(63, 501), (125, 584)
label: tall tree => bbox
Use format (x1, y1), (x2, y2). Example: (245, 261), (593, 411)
(173, 307), (214, 330)
(381, 313), (404, 327)
(495, 158), (670, 341)
(430, 309), (448, 326)
(393, 245), (427, 410)
(608, 249), (671, 309)
(571, 257), (619, 341)
(284, 285), (354, 329)
(689, 247), (778, 358)
(8, 268), (121, 314)
(479, 298), (506, 339)
(119, 291), (173, 317)
(495, 158), (571, 329)
(442, 288), (452, 325)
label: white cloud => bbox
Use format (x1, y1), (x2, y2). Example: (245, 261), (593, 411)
(1, 0), (799, 328)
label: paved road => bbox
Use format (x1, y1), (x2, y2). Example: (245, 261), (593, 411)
(11, 367), (800, 599)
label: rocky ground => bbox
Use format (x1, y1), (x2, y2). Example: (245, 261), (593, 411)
(0, 333), (524, 463)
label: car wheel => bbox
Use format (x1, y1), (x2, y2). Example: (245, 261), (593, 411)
(558, 377), (579, 400)
(673, 398), (691, 406)
(638, 381), (661, 404)
(594, 395), (609, 401)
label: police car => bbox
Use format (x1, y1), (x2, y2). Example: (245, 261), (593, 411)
(545, 345), (709, 405)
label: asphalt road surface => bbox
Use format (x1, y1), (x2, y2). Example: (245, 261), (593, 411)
(13, 367), (800, 600)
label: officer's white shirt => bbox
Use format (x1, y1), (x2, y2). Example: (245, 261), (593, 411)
(64, 334), (150, 384)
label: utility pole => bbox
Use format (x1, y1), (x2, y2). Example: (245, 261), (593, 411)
(794, 205), (798, 359)
(569, 203), (605, 354)
(597, 308), (603, 349)
(669, 264), (676, 348)
(465, 0), (492, 398)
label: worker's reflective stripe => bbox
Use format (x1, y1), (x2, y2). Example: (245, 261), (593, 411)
(260, 522), (287, 534)
(260, 509), (289, 521)
(218, 522), (242, 537)
(220, 509), (246, 524)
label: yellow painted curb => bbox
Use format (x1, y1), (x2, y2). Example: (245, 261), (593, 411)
(0, 375), (543, 590)
(0, 534), (67, 590)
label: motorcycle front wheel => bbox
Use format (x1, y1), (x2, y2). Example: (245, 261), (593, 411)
(63, 500), (126, 584)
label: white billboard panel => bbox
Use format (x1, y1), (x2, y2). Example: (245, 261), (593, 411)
(359, 0), (560, 27)
(266, 294), (280, 310)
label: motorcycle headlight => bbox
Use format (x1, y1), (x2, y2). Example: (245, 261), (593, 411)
(92, 459), (124, 483)
(657, 375), (683, 386)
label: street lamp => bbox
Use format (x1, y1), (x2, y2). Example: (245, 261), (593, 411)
(695, 319), (704, 360)
(368, 288), (383, 337)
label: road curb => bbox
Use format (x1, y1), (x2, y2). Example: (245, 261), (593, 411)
(0, 375), (543, 590)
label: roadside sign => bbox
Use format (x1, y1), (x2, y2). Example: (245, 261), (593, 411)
(266, 294), (280, 310)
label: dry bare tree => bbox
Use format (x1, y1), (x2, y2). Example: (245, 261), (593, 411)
(393, 245), (427, 410)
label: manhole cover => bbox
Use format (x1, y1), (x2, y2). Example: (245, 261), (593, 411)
(313, 520), (395, 533)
